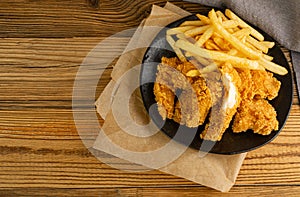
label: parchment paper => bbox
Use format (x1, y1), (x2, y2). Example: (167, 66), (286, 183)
(94, 2), (246, 192)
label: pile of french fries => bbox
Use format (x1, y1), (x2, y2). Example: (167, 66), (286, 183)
(166, 9), (288, 75)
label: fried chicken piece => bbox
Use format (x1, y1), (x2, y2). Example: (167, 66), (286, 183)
(155, 57), (212, 126)
(251, 70), (281, 100)
(161, 56), (181, 69)
(237, 69), (281, 100)
(157, 57), (195, 90)
(173, 77), (212, 127)
(153, 83), (175, 120)
(204, 71), (223, 105)
(155, 61), (183, 92)
(154, 57), (184, 120)
(200, 63), (241, 141)
(232, 99), (278, 135)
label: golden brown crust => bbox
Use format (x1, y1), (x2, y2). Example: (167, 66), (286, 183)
(154, 56), (281, 141)
(153, 83), (175, 120)
(232, 99), (278, 135)
(236, 68), (281, 100)
(154, 57), (212, 126)
(173, 77), (212, 127)
(200, 63), (241, 141)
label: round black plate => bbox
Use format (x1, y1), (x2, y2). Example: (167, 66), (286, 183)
(140, 13), (293, 154)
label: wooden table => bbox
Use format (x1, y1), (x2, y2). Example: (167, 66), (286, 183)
(0, 0), (299, 196)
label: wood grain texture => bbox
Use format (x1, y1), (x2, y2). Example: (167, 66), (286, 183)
(0, 0), (206, 38)
(0, 186), (300, 197)
(0, 0), (299, 195)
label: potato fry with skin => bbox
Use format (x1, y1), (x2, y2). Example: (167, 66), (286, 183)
(195, 27), (214, 46)
(185, 25), (210, 37)
(180, 20), (205, 27)
(225, 9), (264, 41)
(175, 39), (263, 70)
(196, 14), (211, 24)
(208, 9), (262, 60)
(166, 35), (186, 62)
(167, 26), (196, 35)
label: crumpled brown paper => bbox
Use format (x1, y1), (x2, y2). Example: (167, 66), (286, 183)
(94, 2), (246, 192)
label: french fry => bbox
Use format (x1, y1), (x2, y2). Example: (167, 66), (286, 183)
(185, 61), (218, 76)
(184, 25), (211, 37)
(216, 10), (228, 21)
(218, 16), (223, 23)
(185, 51), (211, 66)
(263, 54), (273, 61)
(208, 9), (262, 60)
(225, 9), (264, 41)
(180, 20), (205, 27)
(196, 14), (211, 24)
(227, 48), (238, 56)
(201, 62), (218, 73)
(176, 33), (189, 41)
(175, 39), (263, 70)
(246, 36), (269, 53)
(259, 58), (288, 75)
(261, 41), (275, 48)
(195, 27), (214, 46)
(205, 40), (221, 50)
(245, 42), (260, 52)
(232, 28), (251, 38)
(227, 28), (235, 34)
(166, 35), (186, 62)
(222, 20), (239, 29)
(186, 69), (201, 77)
(167, 26), (196, 35)
(213, 37), (230, 51)
(213, 32), (222, 38)
(166, 9), (287, 76)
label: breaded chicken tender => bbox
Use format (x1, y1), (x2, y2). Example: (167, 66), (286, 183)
(173, 77), (212, 127)
(200, 63), (241, 141)
(232, 99), (278, 135)
(154, 56), (281, 141)
(237, 69), (281, 100)
(154, 57), (212, 126)
(153, 83), (175, 120)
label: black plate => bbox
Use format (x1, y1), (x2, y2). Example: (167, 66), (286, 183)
(140, 13), (293, 154)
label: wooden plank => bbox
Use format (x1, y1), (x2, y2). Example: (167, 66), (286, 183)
(0, 0), (209, 38)
(0, 186), (299, 196)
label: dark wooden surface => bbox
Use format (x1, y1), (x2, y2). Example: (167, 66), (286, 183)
(0, 0), (299, 196)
